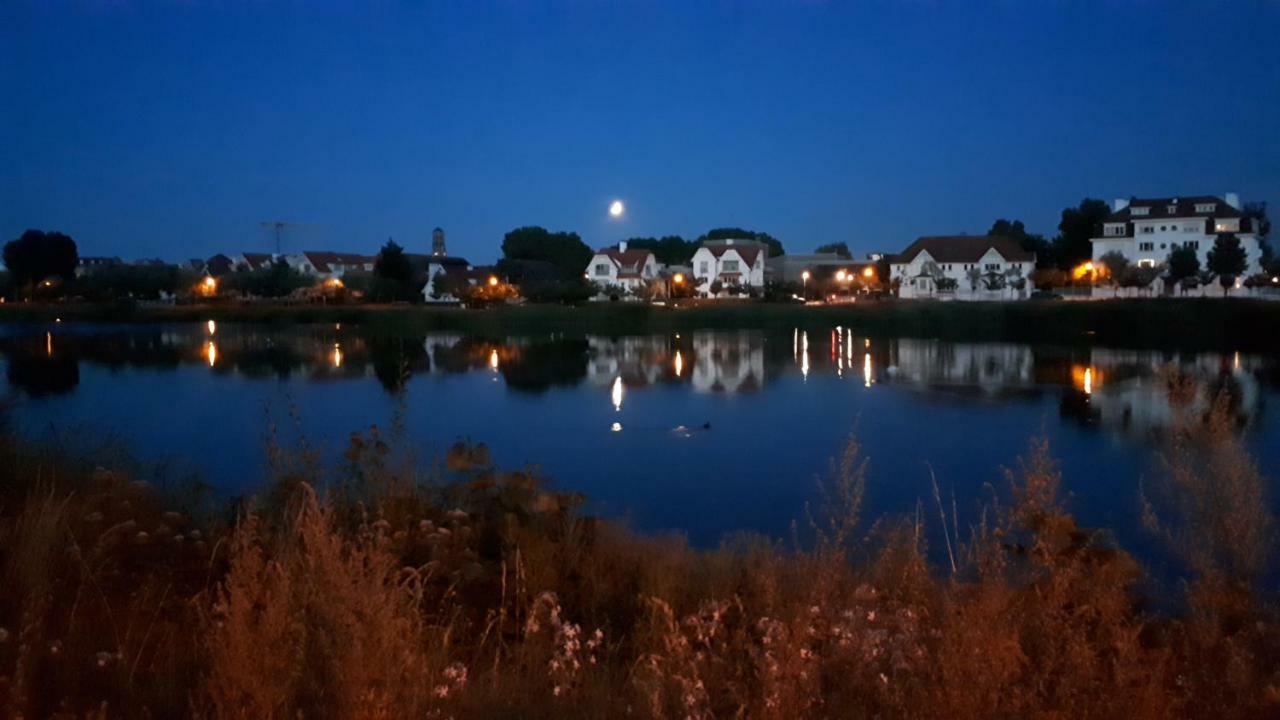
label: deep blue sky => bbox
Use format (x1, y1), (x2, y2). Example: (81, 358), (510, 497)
(3, 1), (1278, 263)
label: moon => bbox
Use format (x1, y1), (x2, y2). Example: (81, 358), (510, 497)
(609, 199), (625, 218)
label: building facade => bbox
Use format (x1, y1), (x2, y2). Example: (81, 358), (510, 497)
(890, 235), (1035, 300)
(690, 239), (766, 296)
(1089, 194), (1263, 275)
(586, 241), (661, 292)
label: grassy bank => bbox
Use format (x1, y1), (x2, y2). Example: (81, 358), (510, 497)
(3, 298), (1280, 351)
(0, 381), (1276, 718)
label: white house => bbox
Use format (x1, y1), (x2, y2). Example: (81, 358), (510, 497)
(890, 236), (1035, 300)
(586, 241), (661, 292)
(422, 256), (475, 302)
(690, 239), (766, 296)
(1089, 193), (1263, 275)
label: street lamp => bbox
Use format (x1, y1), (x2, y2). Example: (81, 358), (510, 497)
(835, 269), (848, 283)
(488, 275), (499, 287)
(801, 269), (811, 297)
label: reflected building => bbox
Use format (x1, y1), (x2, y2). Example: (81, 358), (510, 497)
(883, 339), (1036, 398)
(689, 332), (765, 393)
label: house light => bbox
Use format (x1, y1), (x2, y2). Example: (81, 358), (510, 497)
(489, 348), (499, 371)
(835, 269), (848, 282)
(207, 320), (216, 336)
(488, 275), (499, 287)
(673, 349), (683, 377)
(672, 273), (685, 284)
(862, 266), (875, 279)
(206, 341), (218, 368)
(332, 343), (343, 368)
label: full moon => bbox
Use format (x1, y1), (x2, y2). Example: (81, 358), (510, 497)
(609, 199), (625, 218)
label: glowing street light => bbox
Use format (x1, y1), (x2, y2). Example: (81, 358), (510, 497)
(862, 266), (875, 279)
(488, 275), (499, 287)
(835, 269), (848, 283)
(673, 273), (684, 285)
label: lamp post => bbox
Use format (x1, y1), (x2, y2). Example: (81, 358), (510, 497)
(801, 269), (811, 299)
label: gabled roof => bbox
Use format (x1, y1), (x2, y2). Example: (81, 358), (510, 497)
(302, 251), (375, 273)
(596, 246), (654, 273)
(241, 253), (275, 270)
(892, 236), (1034, 265)
(702, 244), (762, 268)
(1107, 196), (1242, 222)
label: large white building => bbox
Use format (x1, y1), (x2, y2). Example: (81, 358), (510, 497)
(690, 239), (766, 296)
(1089, 194), (1263, 275)
(586, 241), (661, 292)
(889, 235), (1035, 300)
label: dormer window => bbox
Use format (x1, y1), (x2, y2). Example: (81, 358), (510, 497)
(1195, 203), (1216, 213)
(1167, 205), (1178, 214)
(1131, 207), (1150, 216)
(1104, 224), (1126, 237)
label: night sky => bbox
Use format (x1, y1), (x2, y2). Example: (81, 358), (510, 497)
(3, 1), (1278, 263)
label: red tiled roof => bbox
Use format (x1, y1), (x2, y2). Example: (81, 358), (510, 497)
(303, 251), (375, 273)
(242, 253), (274, 270)
(705, 244), (762, 268)
(892, 236), (1034, 265)
(597, 246), (655, 273)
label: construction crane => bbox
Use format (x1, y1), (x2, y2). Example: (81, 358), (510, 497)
(259, 220), (306, 255)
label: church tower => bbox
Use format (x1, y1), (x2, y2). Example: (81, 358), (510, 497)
(431, 227), (446, 257)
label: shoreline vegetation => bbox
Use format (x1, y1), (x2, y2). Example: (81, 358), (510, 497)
(3, 297), (1280, 351)
(0, 378), (1276, 718)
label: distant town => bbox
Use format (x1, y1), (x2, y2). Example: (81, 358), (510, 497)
(5, 191), (1276, 306)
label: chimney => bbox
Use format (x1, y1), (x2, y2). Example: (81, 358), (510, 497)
(1113, 198), (1130, 212)
(618, 240), (628, 252)
(1224, 192), (1241, 210)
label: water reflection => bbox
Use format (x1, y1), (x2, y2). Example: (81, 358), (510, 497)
(1, 324), (1273, 443)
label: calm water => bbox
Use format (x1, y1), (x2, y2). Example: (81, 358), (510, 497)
(5, 321), (1279, 560)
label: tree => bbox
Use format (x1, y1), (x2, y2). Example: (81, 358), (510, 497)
(495, 258), (593, 304)
(1166, 246), (1200, 290)
(1206, 233), (1247, 294)
(815, 242), (852, 258)
(373, 239), (422, 301)
(4, 229), (79, 292)
(78, 264), (194, 301)
(1098, 251), (1130, 284)
(621, 236), (697, 266)
(222, 259), (313, 298)
(1051, 199), (1111, 270)
(989, 219), (1052, 268)
(501, 226), (592, 280)
(698, 228), (785, 257)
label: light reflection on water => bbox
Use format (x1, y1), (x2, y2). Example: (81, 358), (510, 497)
(2, 322), (1277, 548)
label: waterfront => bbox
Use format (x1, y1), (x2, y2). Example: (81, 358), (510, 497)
(7, 321), (1277, 559)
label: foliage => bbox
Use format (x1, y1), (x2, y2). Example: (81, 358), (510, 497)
(815, 242), (852, 258)
(4, 229), (79, 291)
(222, 259), (314, 298)
(501, 226), (593, 281)
(76, 264), (196, 301)
(0, 401), (1277, 719)
(698, 227), (785, 257)
(1167, 246), (1201, 285)
(1120, 263), (1163, 289)
(1098, 251), (1131, 284)
(622, 236), (697, 266)
(373, 239), (422, 302)
(935, 276), (958, 292)
(1207, 233), (1247, 293)
(989, 219), (1052, 268)
(1052, 199), (1111, 270)
(495, 258), (593, 304)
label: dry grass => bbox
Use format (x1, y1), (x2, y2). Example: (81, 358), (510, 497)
(0, 381), (1276, 718)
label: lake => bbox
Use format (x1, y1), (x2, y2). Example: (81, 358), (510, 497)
(5, 321), (1278, 563)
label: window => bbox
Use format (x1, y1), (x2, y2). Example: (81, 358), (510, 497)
(1195, 203), (1216, 213)
(1105, 224), (1126, 237)
(594, 264), (610, 277)
(1131, 207), (1150, 216)
(1215, 220), (1239, 233)
(1140, 226), (1154, 234)
(643, 265), (652, 277)
(1139, 242), (1154, 252)
(1186, 240), (1199, 250)
(984, 263), (1000, 271)
(722, 260), (739, 272)
(698, 261), (709, 274)
(1183, 224), (1199, 233)
(1167, 205), (1178, 214)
